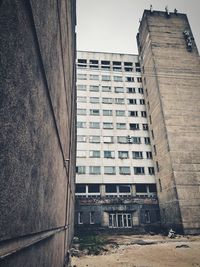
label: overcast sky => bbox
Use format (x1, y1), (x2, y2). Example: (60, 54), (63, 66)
(77, 0), (200, 54)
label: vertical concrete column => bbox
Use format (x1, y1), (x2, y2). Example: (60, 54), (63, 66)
(131, 184), (136, 196)
(100, 184), (106, 197)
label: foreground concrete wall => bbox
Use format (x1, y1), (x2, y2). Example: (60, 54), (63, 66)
(0, 0), (76, 265)
(138, 10), (200, 234)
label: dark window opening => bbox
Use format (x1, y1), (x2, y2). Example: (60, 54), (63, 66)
(119, 185), (131, 193)
(88, 184), (100, 193)
(76, 184), (86, 193)
(106, 184), (117, 193)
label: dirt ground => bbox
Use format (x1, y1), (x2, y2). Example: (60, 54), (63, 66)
(71, 234), (200, 267)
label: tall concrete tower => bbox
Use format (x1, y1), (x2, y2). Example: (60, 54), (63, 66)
(137, 9), (200, 234)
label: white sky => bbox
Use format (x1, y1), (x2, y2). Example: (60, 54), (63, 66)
(77, 0), (200, 54)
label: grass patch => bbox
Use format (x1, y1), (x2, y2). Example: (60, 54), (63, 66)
(77, 234), (107, 255)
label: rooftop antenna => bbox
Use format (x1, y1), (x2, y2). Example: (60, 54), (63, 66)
(150, 4), (153, 13)
(165, 5), (170, 16)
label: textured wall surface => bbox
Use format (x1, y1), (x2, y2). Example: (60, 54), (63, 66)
(0, 0), (76, 265)
(138, 10), (200, 234)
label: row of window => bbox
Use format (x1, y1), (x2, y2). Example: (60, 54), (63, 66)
(75, 184), (157, 194)
(76, 166), (155, 175)
(77, 74), (142, 82)
(77, 135), (151, 144)
(77, 109), (147, 119)
(77, 150), (152, 159)
(77, 122), (148, 131)
(77, 98), (145, 106)
(77, 85), (143, 93)
(77, 58), (140, 69)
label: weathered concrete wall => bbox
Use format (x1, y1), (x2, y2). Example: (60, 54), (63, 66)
(0, 0), (76, 265)
(138, 10), (200, 234)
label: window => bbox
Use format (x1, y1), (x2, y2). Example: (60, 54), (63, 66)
(124, 67), (133, 72)
(89, 136), (100, 143)
(140, 99), (145, 105)
(89, 150), (100, 158)
(144, 137), (151, 144)
(77, 109), (86, 115)
(134, 167), (145, 175)
(77, 150), (87, 158)
(127, 87), (135, 93)
(104, 166), (116, 174)
(102, 98), (113, 104)
(78, 212), (83, 224)
(90, 75), (99, 80)
(124, 62), (133, 66)
(119, 167), (131, 175)
(89, 85), (99, 92)
(148, 167), (155, 175)
(88, 184), (100, 193)
(115, 98), (125, 104)
(132, 151), (143, 159)
(102, 75), (111, 81)
(90, 212), (95, 224)
(119, 185), (131, 193)
(149, 115), (152, 124)
(113, 66), (121, 71)
(89, 122), (100, 129)
(114, 76), (123, 82)
(109, 213), (132, 228)
(75, 184), (86, 193)
(147, 101), (150, 110)
(153, 145), (157, 155)
(104, 151), (115, 158)
(156, 161), (160, 172)
(77, 84), (87, 91)
(116, 110), (125, 116)
(89, 166), (101, 175)
(77, 96), (87, 103)
(103, 122), (113, 129)
(77, 74), (87, 80)
(117, 136), (127, 144)
(143, 124), (148, 130)
(102, 86), (111, 92)
(113, 61), (121, 66)
(137, 77), (142, 82)
(159, 179), (162, 192)
(128, 111), (138, 117)
(146, 151), (152, 159)
(101, 60), (110, 65)
(138, 88), (144, 94)
(149, 184), (157, 193)
(128, 99), (137, 105)
(103, 136), (114, 143)
(90, 109), (100, 115)
(132, 137), (141, 144)
(118, 151), (129, 159)
(77, 166), (86, 174)
(103, 110), (113, 116)
(136, 184), (147, 193)
(115, 87), (124, 93)
(77, 58), (87, 64)
(77, 135), (87, 143)
(125, 77), (134, 82)
(89, 60), (98, 68)
(90, 97), (99, 103)
(130, 123), (139, 130)
(145, 211), (151, 223)
(141, 111), (147, 117)
(116, 123), (126, 129)
(77, 122), (86, 128)
(106, 184), (117, 193)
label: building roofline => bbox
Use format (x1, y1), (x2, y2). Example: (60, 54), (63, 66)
(77, 50), (139, 57)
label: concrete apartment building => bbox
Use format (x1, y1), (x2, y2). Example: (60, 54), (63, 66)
(137, 9), (200, 234)
(0, 0), (76, 266)
(75, 51), (160, 231)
